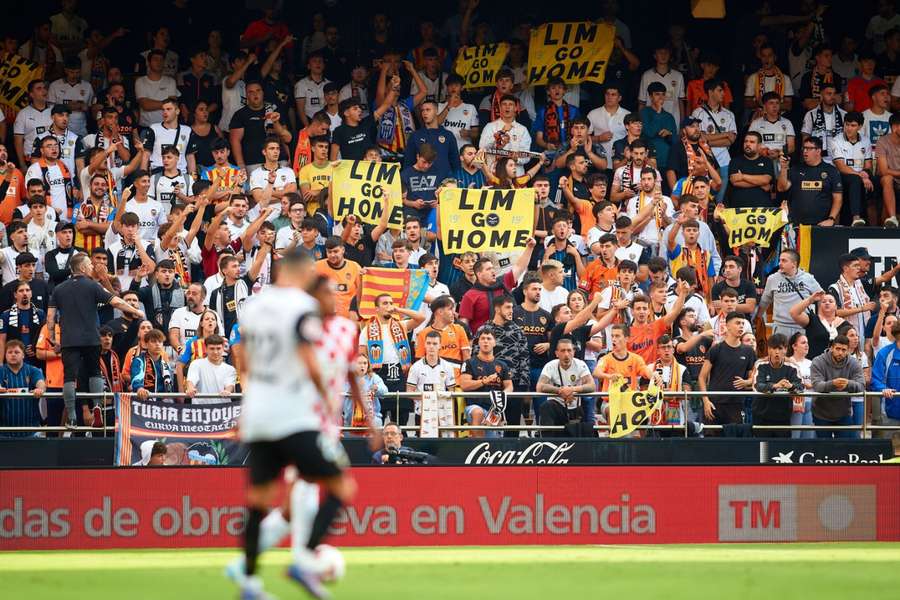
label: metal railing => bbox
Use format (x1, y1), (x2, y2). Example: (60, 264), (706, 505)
(0, 390), (898, 437)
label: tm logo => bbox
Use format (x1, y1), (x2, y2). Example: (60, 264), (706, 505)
(772, 451), (795, 464)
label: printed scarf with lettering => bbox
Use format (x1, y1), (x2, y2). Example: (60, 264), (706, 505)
(542, 101), (571, 146)
(755, 67), (784, 105)
(38, 158), (74, 220)
(365, 316), (412, 368)
(812, 104), (844, 137)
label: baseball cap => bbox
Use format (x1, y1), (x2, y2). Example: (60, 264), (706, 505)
(51, 104), (71, 115)
(680, 116), (702, 128)
(15, 252), (37, 266)
(850, 247), (873, 261)
(55, 221), (75, 233)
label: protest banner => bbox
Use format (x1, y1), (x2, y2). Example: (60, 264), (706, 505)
(453, 43), (509, 89)
(332, 160), (404, 227)
(719, 207), (788, 248)
(439, 187), (534, 253)
(0, 54), (43, 112)
(527, 22), (615, 86)
(115, 394), (245, 466)
(358, 267), (429, 319)
(608, 378), (663, 439)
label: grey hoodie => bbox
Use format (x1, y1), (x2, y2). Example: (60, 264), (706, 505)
(809, 351), (865, 421)
(759, 268), (823, 327)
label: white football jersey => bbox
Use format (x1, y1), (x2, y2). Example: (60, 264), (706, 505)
(239, 285), (324, 441)
(147, 122), (192, 172)
(749, 117), (796, 152)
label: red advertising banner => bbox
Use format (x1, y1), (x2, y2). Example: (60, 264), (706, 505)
(1, 467), (897, 550)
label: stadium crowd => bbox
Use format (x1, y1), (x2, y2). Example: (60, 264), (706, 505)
(2, 0), (900, 439)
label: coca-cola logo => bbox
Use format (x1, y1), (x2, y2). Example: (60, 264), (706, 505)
(464, 441), (574, 465)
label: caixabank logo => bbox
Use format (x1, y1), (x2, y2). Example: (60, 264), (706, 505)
(718, 485), (877, 542)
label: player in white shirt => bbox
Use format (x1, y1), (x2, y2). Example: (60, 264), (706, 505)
(13, 81), (53, 167)
(625, 168), (675, 254)
(134, 50), (181, 127)
(479, 95), (533, 176)
(219, 52), (254, 132)
(47, 58), (94, 136)
(233, 250), (360, 599)
(185, 334), (237, 405)
(749, 92), (796, 159)
(637, 46), (686, 125)
(800, 83), (846, 165)
(294, 53), (330, 126)
(830, 111), (874, 226)
(407, 330), (457, 424)
(588, 84), (631, 160)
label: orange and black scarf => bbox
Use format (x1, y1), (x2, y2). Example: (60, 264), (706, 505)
(755, 67), (785, 105)
(543, 101), (571, 146)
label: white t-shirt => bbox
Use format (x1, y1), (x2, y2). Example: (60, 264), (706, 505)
(239, 286), (324, 440)
(587, 105), (630, 160)
(169, 307), (204, 344)
(339, 83), (369, 117)
(134, 75), (180, 126)
(125, 198), (166, 241)
(411, 71), (448, 103)
(801, 105), (847, 164)
(294, 77), (331, 119)
(829, 133), (872, 173)
(538, 284), (570, 314)
(691, 104), (737, 166)
(147, 122), (193, 172)
(219, 79), (246, 131)
(47, 79), (94, 135)
(637, 68), (686, 124)
(666, 292), (711, 325)
(26, 219), (56, 271)
(357, 322), (401, 365)
(625, 194), (675, 246)
(13, 105), (53, 157)
(538, 358), (592, 409)
(82, 132), (131, 168)
(24, 161), (70, 221)
(275, 225), (301, 251)
(749, 117), (796, 152)
(187, 358), (237, 403)
(438, 101), (479, 148)
(743, 72), (796, 101)
(0, 246), (23, 285)
(249, 165), (296, 191)
(862, 108), (892, 152)
(78, 165), (125, 198)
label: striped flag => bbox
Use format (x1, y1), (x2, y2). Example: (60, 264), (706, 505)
(359, 268), (429, 319)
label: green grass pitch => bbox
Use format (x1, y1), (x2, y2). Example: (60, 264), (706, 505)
(2, 544), (899, 599)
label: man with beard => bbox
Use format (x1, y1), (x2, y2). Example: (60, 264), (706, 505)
(536, 337), (596, 432)
(725, 132), (776, 208)
(459, 240), (536, 334)
(454, 144), (486, 189)
(168, 283), (211, 354)
(97, 81), (138, 142)
(44, 221), (82, 290)
(777, 137), (843, 226)
(611, 113), (656, 171)
(611, 139), (657, 205)
(665, 116), (719, 192)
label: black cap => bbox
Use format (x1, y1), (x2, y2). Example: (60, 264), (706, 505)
(55, 221), (75, 233)
(680, 116), (702, 127)
(323, 82), (340, 94)
(51, 104), (71, 115)
(15, 252), (37, 266)
(850, 247), (873, 261)
(339, 98), (361, 114)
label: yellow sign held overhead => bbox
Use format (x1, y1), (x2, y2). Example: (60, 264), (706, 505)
(719, 207), (788, 248)
(332, 160), (404, 227)
(453, 44), (509, 89)
(439, 188), (534, 253)
(527, 22), (615, 86)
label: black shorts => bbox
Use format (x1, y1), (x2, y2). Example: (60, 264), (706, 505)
(247, 431), (348, 486)
(61, 346), (102, 384)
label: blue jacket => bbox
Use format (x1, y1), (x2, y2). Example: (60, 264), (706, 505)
(403, 126), (461, 174)
(871, 343), (900, 419)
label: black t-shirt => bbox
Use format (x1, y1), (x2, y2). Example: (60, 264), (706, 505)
(49, 275), (114, 347)
(229, 104), (276, 164)
(705, 340), (757, 403)
(711, 278), (758, 305)
(675, 334), (712, 382)
(332, 116), (377, 160)
(666, 141), (719, 180)
(787, 162), (842, 225)
(449, 277), (475, 304)
(344, 226), (377, 266)
(461, 355), (510, 409)
(549, 322), (592, 361)
(107, 316), (140, 362)
(803, 311), (832, 360)
(726, 155), (776, 208)
(264, 76), (293, 120)
(512, 305), (552, 369)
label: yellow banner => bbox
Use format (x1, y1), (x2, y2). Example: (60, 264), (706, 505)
(439, 188), (534, 253)
(719, 207), (788, 248)
(0, 54), (43, 112)
(453, 44), (510, 89)
(527, 22), (615, 86)
(608, 378), (662, 439)
(332, 160), (404, 227)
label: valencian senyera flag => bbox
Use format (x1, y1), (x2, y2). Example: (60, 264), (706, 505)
(358, 268), (429, 319)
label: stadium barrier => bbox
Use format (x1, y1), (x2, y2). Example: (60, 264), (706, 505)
(0, 466), (897, 550)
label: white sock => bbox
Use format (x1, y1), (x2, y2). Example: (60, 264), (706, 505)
(258, 507), (291, 553)
(290, 481), (320, 567)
